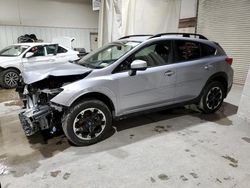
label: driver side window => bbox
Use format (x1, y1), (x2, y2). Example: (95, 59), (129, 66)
(114, 41), (172, 73)
(28, 46), (45, 57)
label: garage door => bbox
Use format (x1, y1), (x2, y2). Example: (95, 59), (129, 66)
(197, 0), (250, 85)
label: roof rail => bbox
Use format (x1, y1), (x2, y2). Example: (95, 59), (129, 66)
(149, 33), (208, 40)
(119, 34), (153, 40)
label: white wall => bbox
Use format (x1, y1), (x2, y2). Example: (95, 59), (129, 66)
(0, 0), (98, 29)
(180, 0), (197, 19)
(178, 0), (197, 33)
(0, 0), (99, 51)
(98, 0), (181, 46)
(0, 25), (97, 51)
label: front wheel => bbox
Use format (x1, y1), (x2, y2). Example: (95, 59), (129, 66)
(0, 68), (20, 89)
(62, 100), (112, 146)
(199, 81), (226, 113)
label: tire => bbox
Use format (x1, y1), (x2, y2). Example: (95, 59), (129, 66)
(199, 81), (226, 114)
(0, 68), (20, 89)
(62, 100), (112, 146)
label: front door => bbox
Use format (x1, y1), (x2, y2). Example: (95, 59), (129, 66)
(23, 45), (58, 69)
(112, 41), (176, 115)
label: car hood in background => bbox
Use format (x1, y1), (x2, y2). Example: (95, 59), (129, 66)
(22, 62), (92, 84)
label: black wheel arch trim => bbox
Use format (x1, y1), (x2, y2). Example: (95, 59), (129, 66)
(0, 67), (5, 72)
(70, 92), (116, 116)
(201, 72), (228, 99)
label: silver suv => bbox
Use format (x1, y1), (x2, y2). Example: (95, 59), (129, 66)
(17, 33), (234, 146)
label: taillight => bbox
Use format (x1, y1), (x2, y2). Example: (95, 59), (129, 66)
(226, 57), (233, 65)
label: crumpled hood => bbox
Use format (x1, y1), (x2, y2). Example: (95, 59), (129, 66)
(22, 62), (92, 84)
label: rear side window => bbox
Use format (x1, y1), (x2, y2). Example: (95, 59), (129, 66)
(46, 45), (57, 55)
(174, 40), (201, 62)
(58, 46), (68, 53)
(201, 43), (216, 57)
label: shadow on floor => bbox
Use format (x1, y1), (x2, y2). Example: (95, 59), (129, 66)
(0, 101), (238, 177)
(114, 102), (238, 132)
(71, 101), (238, 156)
(27, 101), (238, 154)
(191, 102), (238, 126)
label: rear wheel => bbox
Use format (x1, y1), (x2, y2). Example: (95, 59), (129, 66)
(62, 100), (112, 146)
(0, 68), (20, 89)
(199, 81), (225, 113)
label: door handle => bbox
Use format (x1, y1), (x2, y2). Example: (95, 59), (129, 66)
(165, 70), (174, 76)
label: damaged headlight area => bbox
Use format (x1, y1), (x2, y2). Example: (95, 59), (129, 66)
(17, 74), (87, 136)
(19, 87), (64, 136)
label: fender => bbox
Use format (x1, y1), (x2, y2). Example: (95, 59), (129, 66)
(200, 71), (228, 98)
(51, 85), (117, 113)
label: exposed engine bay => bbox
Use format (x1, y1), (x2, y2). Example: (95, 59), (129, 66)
(17, 74), (88, 136)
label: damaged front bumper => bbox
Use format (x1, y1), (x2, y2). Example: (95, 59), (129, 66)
(18, 86), (64, 136)
(16, 69), (90, 137)
(19, 105), (51, 136)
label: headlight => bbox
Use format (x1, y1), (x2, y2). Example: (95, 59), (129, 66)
(41, 88), (64, 95)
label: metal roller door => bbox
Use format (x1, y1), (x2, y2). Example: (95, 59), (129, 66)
(197, 0), (250, 85)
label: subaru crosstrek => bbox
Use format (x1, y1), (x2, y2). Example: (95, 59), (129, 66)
(17, 33), (234, 146)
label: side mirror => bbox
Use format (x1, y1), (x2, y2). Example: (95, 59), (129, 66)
(25, 52), (34, 58)
(129, 60), (147, 76)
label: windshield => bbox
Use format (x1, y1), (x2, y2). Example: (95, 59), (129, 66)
(0, 45), (29, 57)
(78, 41), (140, 69)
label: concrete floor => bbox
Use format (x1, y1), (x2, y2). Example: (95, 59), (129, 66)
(0, 85), (250, 188)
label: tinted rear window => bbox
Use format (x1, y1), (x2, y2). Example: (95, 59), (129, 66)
(174, 40), (201, 62)
(58, 46), (68, 53)
(201, 43), (216, 57)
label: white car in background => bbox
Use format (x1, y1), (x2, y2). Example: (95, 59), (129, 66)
(0, 43), (79, 88)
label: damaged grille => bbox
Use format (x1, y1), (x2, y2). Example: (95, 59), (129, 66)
(17, 73), (90, 136)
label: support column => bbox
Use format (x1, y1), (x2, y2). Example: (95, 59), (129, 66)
(238, 67), (250, 124)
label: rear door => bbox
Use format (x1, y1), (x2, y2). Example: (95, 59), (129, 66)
(111, 40), (177, 115)
(173, 40), (216, 102)
(56, 45), (79, 62)
(45, 44), (58, 63)
(55, 46), (69, 62)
